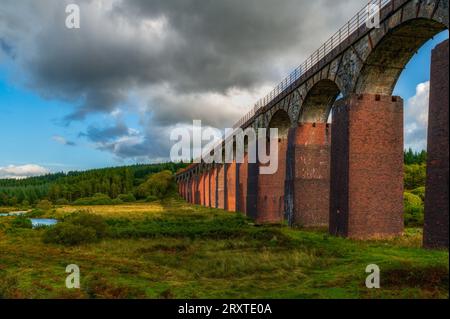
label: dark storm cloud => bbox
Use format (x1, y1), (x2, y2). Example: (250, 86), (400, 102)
(0, 0), (365, 159)
(80, 121), (130, 142)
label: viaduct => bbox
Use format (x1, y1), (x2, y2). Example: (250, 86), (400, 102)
(175, 0), (449, 249)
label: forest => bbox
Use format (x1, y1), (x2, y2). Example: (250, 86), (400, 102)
(0, 162), (187, 207)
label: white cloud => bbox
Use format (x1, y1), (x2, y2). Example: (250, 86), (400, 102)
(0, 164), (49, 179)
(52, 135), (76, 146)
(404, 81), (429, 151)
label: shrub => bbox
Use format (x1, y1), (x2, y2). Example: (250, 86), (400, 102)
(404, 164), (426, 190)
(42, 212), (108, 246)
(145, 195), (159, 202)
(135, 171), (176, 199)
(55, 198), (70, 206)
(36, 199), (52, 211)
(12, 216), (32, 229)
(73, 194), (114, 206)
(117, 193), (136, 203)
(42, 223), (97, 246)
(64, 212), (108, 238)
(404, 192), (424, 227)
(411, 186), (426, 201)
(111, 198), (124, 205)
(28, 209), (45, 218)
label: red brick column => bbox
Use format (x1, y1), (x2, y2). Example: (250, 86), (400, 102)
(199, 172), (205, 206)
(188, 177), (193, 203)
(217, 165), (226, 209)
(193, 174), (200, 205)
(330, 94), (404, 239)
(290, 123), (330, 227)
(204, 170), (211, 207)
(424, 39), (449, 249)
(226, 161), (237, 212)
(238, 154), (248, 215)
(256, 139), (288, 224)
(196, 173), (201, 205)
(210, 166), (217, 208)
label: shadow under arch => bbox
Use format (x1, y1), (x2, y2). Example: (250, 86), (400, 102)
(355, 18), (448, 95)
(298, 79), (341, 124)
(268, 109), (292, 139)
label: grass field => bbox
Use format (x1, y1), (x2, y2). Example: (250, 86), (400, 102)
(0, 199), (448, 299)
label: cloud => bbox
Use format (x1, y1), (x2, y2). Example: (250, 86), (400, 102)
(52, 135), (76, 146)
(0, 164), (49, 179)
(79, 121), (130, 142)
(404, 81), (429, 151)
(0, 0), (364, 159)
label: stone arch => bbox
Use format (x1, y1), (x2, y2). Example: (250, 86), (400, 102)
(267, 109), (293, 139)
(298, 79), (341, 123)
(355, 18), (448, 95)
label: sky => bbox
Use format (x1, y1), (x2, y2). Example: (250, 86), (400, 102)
(0, 0), (448, 178)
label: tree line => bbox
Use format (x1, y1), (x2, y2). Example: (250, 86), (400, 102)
(0, 162), (187, 207)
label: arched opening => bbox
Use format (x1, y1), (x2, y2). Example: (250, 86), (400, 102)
(288, 80), (340, 228)
(355, 18), (447, 95)
(395, 28), (449, 248)
(331, 15), (448, 244)
(299, 80), (341, 123)
(268, 109), (292, 139)
(256, 109), (292, 224)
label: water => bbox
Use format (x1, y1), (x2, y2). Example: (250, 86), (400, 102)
(0, 211), (28, 217)
(30, 219), (58, 228)
(0, 212), (58, 228)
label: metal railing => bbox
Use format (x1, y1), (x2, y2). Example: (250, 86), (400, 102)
(232, 0), (391, 129)
(191, 0), (392, 167)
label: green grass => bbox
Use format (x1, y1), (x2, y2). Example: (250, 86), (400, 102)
(0, 198), (448, 299)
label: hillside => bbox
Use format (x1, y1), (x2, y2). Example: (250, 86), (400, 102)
(0, 162), (188, 206)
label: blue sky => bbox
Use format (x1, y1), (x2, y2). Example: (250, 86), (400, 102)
(0, 0), (448, 178)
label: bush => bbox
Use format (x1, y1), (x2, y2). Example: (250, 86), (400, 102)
(63, 212), (108, 238)
(36, 199), (52, 211)
(55, 198), (70, 206)
(145, 195), (159, 202)
(111, 198), (124, 205)
(73, 194), (114, 206)
(12, 216), (32, 229)
(411, 186), (426, 201)
(404, 192), (424, 227)
(27, 209), (45, 218)
(43, 223), (97, 246)
(43, 212), (108, 246)
(404, 164), (426, 190)
(117, 193), (136, 203)
(135, 171), (176, 199)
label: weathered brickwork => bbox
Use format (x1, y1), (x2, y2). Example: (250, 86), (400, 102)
(424, 40), (449, 249)
(330, 94), (404, 239)
(199, 173), (205, 206)
(226, 161), (237, 212)
(204, 170), (211, 208)
(246, 161), (259, 220)
(210, 167), (217, 208)
(238, 154), (248, 214)
(189, 177), (194, 204)
(291, 123), (330, 227)
(194, 174), (200, 205)
(257, 140), (288, 224)
(217, 165), (226, 209)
